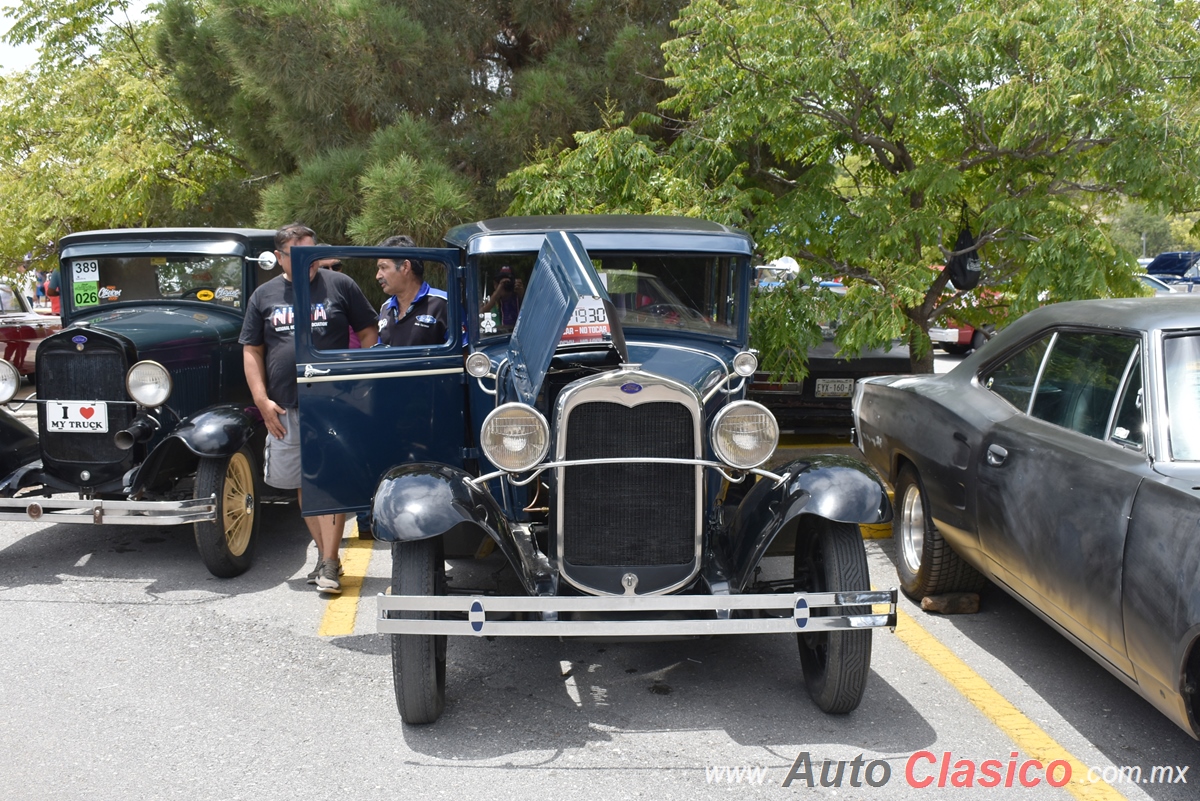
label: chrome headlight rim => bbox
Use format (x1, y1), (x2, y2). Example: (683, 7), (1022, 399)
(732, 350), (758, 377)
(480, 402), (551, 473)
(125, 360), (173, 408)
(465, 351), (492, 378)
(0, 359), (20, 404)
(710, 400), (779, 470)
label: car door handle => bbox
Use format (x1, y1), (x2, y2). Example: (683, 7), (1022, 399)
(986, 444), (1008, 466)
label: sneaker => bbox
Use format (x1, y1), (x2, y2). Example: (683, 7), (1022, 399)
(317, 559), (342, 594)
(306, 558), (323, 585)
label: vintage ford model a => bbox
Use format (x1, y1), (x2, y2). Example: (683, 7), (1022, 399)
(288, 216), (897, 723)
(0, 228), (283, 577)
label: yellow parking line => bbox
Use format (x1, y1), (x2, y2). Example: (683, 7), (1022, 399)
(318, 523), (376, 637)
(893, 606), (1124, 800)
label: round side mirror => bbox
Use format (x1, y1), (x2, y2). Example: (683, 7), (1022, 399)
(253, 251), (277, 270)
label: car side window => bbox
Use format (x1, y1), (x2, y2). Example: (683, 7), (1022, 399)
(1029, 332), (1138, 439)
(981, 337), (1050, 412)
(1109, 352), (1145, 450)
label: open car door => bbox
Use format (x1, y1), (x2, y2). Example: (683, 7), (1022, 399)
(291, 244), (465, 516)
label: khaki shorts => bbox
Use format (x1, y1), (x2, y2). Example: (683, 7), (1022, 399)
(263, 407), (302, 490)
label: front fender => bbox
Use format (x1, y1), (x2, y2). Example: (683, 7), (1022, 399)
(128, 404), (260, 496)
(0, 407), (38, 481)
(373, 464), (552, 596)
(170, 404), (260, 457)
(725, 455), (892, 591)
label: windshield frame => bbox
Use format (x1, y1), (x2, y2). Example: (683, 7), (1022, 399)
(471, 249), (750, 346)
(57, 241), (283, 324)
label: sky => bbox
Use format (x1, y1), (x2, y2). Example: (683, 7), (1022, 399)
(1, 3), (153, 75)
(0, 15), (38, 73)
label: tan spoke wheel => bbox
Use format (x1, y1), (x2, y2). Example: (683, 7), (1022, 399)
(194, 446), (260, 578)
(222, 451), (256, 557)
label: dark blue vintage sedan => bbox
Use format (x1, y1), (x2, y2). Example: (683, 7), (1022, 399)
(0, 228), (282, 577)
(288, 216), (897, 724)
(853, 296), (1200, 738)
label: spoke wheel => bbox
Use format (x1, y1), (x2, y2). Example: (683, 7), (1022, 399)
(391, 538), (447, 724)
(795, 517), (873, 714)
(193, 447), (260, 578)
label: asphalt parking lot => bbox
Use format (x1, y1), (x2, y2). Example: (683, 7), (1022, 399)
(3, 354), (1197, 800)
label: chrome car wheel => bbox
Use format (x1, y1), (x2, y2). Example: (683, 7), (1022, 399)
(899, 482), (925, 575)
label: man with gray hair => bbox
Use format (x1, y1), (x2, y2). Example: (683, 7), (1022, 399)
(240, 223), (379, 594)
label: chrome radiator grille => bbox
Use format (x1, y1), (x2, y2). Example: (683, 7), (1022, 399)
(561, 401), (696, 567)
(39, 347), (132, 464)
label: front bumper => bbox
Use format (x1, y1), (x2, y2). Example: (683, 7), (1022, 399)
(377, 589), (898, 637)
(0, 495), (215, 525)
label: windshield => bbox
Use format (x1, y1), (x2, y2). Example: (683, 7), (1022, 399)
(1163, 334), (1200, 460)
(63, 254), (247, 310)
(475, 251), (742, 339)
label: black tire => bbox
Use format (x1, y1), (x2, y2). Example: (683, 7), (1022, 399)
(795, 517), (873, 714)
(193, 446), (260, 578)
(970, 329), (988, 351)
(391, 538), (447, 724)
(893, 465), (986, 600)
(942, 342), (972, 355)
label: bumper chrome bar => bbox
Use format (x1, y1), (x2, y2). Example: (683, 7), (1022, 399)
(377, 590), (898, 637)
(0, 495), (215, 525)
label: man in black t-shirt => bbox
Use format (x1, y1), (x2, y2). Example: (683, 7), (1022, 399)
(374, 234), (448, 347)
(240, 223), (378, 594)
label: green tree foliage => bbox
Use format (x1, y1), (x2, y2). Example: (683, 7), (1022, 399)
(155, 0), (687, 243)
(0, 0), (253, 273)
(1109, 202), (1200, 257)
(503, 0), (1200, 374)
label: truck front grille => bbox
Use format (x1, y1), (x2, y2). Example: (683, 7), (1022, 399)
(561, 401), (696, 567)
(39, 347), (132, 464)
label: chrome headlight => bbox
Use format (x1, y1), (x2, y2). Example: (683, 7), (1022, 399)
(126, 361), (172, 408)
(711, 401), (779, 469)
(480, 403), (550, 472)
(465, 351), (492, 378)
(732, 350), (758, 377)
(0, 360), (19, 404)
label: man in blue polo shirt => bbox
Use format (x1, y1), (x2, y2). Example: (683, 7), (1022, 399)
(375, 234), (448, 347)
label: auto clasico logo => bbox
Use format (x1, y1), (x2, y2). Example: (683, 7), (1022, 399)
(781, 751), (1071, 789)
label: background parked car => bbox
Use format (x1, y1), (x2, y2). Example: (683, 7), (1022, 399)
(749, 277), (912, 433)
(0, 228), (283, 578)
(853, 297), (1200, 738)
(0, 283), (60, 379)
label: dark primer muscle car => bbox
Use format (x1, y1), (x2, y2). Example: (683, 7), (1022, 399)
(289, 216), (898, 724)
(0, 228), (284, 578)
(853, 296), (1200, 738)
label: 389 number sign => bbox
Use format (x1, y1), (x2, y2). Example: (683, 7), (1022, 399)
(71, 259), (100, 283)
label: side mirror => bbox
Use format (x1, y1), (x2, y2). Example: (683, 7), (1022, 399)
(251, 251), (277, 270)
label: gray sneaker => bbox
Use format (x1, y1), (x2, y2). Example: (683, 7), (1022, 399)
(306, 558), (323, 585)
(317, 559), (342, 594)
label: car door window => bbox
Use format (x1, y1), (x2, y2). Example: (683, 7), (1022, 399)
(1109, 351), (1145, 450)
(981, 336), (1050, 411)
(1163, 334), (1200, 460)
(1030, 332), (1138, 438)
